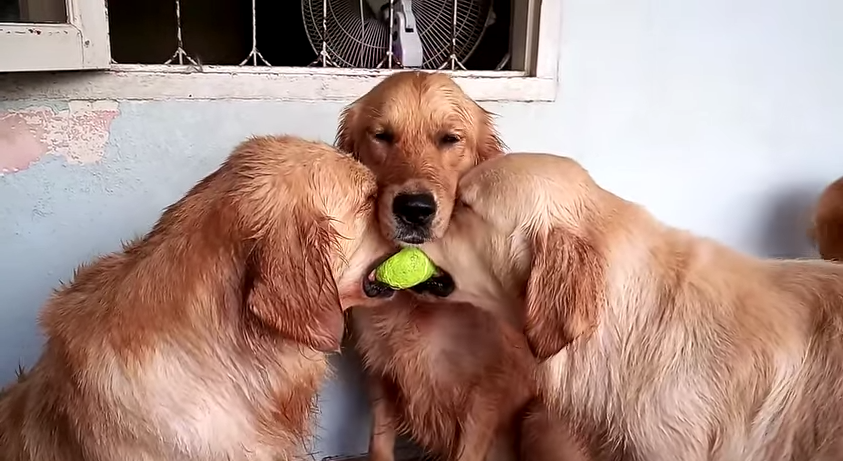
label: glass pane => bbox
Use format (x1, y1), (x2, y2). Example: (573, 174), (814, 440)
(0, 0), (67, 23)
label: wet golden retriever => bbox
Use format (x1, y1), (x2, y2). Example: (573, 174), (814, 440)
(423, 153), (843, 461)
(811, 175), (843, 261)
(339, 71), (536, 461)
(0, 136), (390, 461)
(337, 71), (503, 244)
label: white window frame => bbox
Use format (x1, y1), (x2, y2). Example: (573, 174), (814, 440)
(0, 0), (110, 72)
(0, 0), (559, 102)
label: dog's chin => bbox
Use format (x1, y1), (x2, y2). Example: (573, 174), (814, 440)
(392, 223), (432, 246)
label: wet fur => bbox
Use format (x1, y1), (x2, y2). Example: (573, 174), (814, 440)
(339, 72), (536, 461)
(350, 294), (536, 461)
(0, 136), (389, 461)
(337, 71), (503, 242)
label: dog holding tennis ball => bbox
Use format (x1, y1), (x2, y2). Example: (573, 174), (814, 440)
(344, 72), (538, 461)
(374, 248), (437, 290)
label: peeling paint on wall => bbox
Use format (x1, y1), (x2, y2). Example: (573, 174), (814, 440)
(0, 101), (120, 175)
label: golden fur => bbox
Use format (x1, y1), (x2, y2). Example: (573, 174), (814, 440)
(0, 136), (390, 461)
(517, 401), (591, 461)
(337, 70), (503, 243)
(810, 175), (843, 261)
(339, 72), (535, 461)
(423, 153), (843, 461)
(350, 293), (536, 461)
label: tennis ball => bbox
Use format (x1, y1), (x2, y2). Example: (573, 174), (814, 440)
(375, 247), (437, 290)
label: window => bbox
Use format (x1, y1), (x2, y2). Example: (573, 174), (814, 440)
(0, 0), (109, 71)
(0, 0), (559, 102)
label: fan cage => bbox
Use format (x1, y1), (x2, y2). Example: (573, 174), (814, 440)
(302, 0), (493, 70)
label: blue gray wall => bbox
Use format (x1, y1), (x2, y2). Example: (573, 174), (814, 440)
(2, 0), (843, 456)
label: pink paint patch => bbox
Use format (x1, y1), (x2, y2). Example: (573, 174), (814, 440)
(0, 102), (120, 174)
(0, 113), (48, 173)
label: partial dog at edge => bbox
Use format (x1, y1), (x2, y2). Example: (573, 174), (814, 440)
(810, 175), (843, 261)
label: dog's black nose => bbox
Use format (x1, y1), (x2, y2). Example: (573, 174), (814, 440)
(392, 193), (437, 227)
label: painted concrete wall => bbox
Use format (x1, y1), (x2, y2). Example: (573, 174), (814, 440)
(2, 0), (842, 456)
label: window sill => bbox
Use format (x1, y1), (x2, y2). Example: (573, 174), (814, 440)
(0, 65), (558, 103)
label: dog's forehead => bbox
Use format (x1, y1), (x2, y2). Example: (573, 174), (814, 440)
(369, 84), (469, 128)
(459, 154), (574, 202)
(460, 154), (601, 233)
(460, 159), (509, 194)
(468, 154), (590, 187)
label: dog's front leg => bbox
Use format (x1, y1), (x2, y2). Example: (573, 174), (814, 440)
(452, 401), (499, 461)
(367, 376), (398, 461)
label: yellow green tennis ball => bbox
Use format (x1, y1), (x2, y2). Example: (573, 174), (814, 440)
(375, 247), (437, 290)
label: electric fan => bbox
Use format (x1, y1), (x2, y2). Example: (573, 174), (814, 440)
(302, 0), (494, 69)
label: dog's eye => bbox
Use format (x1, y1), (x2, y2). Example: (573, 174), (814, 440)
(439, 133), (461, 146)
(373, 130), (394, 144)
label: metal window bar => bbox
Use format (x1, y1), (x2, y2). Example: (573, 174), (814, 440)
(239, 0), (271, 66)
(160, 0), (482, 70)
(310, 0), (335, 66)
(375, 0), (396, 68)
(438, 0), (466, 70)
(164, 0), (198, 65)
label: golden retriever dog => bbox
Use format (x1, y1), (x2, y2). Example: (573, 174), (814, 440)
(810, 175), (843, 261)
(0, 136), (390, 461)
(339, 71), (538, 461)
(337, 71), (502, 244)
(422, 153), (843, 461)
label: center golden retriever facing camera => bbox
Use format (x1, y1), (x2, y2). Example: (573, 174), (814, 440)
(340, 71), (541, 461)
(422, 153), (843, 461)
(0, 136), (390, 461)
(337, 71), (502, 244)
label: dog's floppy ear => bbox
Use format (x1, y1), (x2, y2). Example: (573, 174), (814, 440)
(524, 227), (603, 361)
(336, 101), (360, 158)
(245, 215), (344, 352)
(473, 103), (505, 164)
